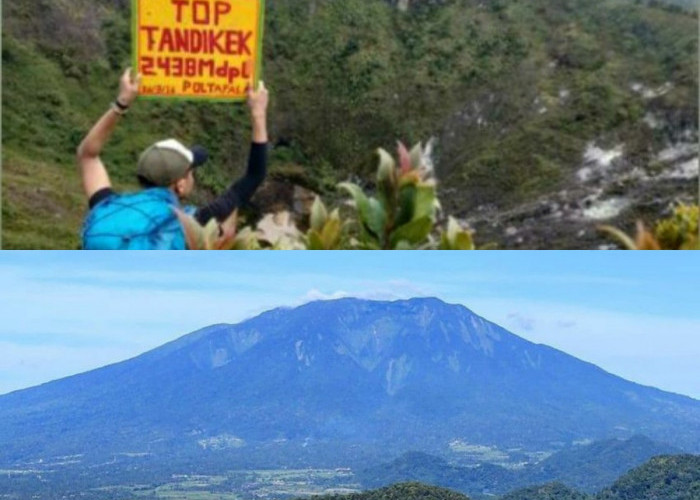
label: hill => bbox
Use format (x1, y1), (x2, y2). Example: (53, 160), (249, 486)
(293, 482), (471, 500)
(291, 456), (700, 500)
(358, 451), (517, 495)
(501, 482), (591, 500)
(528, 435), (680, 492)
(359, 435), (680, 495)
(596, 454), (700, 500)
(2, 0), (697, 248)
(288, 455), (700, 500)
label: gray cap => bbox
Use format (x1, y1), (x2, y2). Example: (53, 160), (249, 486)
(137, 139), (208, 187)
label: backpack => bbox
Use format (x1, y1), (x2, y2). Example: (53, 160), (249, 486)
(82, 188), (196, 250)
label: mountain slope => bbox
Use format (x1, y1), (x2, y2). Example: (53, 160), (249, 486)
(0, 298), (699, 468)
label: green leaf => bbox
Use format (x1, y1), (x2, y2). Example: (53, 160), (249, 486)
(320, 216), (342, 249)
(414, 184), (436, 221)
(454, 231), (475, 250)
(365, 197), (388, 242)
(376, 148), (396, 183)
(390, 216), (433, 248)
(376, 148), (398, 220)
(309, 196), (328, 232)
(395, 184), (416, 227)
(440, 231), (451, 250)
(203, 218), (221, 248)
(339, 182), (386, 241)
(307, 231), (325, 250)
(338, 182), (371, 219)
(599, 225), (638, 250)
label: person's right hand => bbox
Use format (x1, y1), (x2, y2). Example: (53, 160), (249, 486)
(117, 68), (141, 107)
(247, 81), (269, 119)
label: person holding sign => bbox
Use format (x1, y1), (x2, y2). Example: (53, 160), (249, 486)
(78, 68), (269, 250)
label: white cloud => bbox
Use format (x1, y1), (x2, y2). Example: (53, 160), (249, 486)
(302, 289), (353, 302)
(299, 279), (434, 304)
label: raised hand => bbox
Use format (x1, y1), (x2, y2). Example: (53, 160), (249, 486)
(247, 80), (269, 119)
(117, 68), (142, 107)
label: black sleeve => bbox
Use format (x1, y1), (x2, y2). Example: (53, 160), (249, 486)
(195, 142), (268, 226)
(89, 188), (117, 210)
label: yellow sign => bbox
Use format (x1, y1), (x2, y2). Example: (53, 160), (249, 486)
(133, 0), (264, 100)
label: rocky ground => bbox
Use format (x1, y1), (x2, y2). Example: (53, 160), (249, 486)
(460, 136), (698, 249)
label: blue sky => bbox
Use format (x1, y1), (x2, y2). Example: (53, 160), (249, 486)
(0, 251), (698, 399)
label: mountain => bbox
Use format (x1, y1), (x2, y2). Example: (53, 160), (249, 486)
(359, 435), (680, 495)
(596, 455), (700, 500)
(1, 298), (699, 470)
(2, 0), (697, 249)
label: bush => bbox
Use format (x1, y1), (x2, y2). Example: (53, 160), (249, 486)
(599, 204), (699, 250)
(179, 141), (476, 250)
